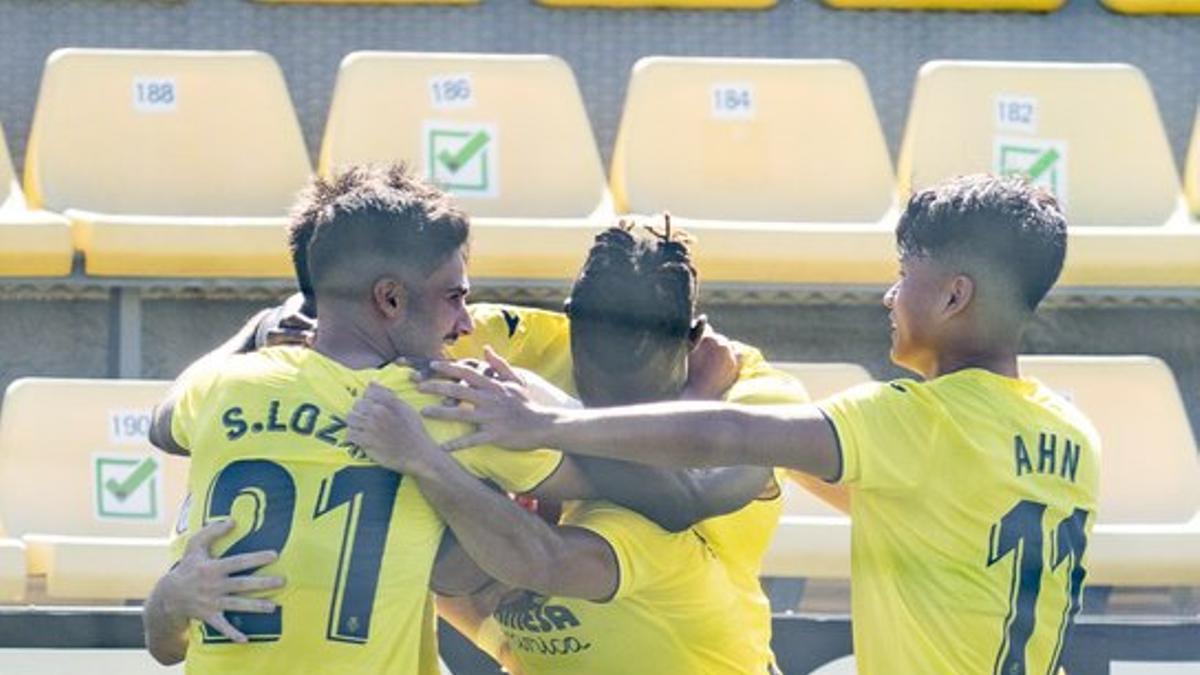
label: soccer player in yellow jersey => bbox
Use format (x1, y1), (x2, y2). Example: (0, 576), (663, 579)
(140, 165), (572, 674)
(349, 222), (801, 674)
(420, 175), (1102, 674)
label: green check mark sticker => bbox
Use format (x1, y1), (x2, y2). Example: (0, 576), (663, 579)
(437, 130), (491, 174)
(995, 137), (1067, 205)
(95, 454), (161, 520)
(105, 456), (157, 500)
(425, 121), (499, 197)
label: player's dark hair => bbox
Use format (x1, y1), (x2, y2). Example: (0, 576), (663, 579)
(567, 216), (698, 405)
(291, 164), (469, 304)
(896, 173), (1067, 312)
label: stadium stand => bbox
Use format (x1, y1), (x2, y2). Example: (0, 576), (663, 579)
(1100, 0), (1200, 13)
(610, 57), (898, 285)
(537, 0), (776, 7)
(0, 649), (181, 673)
(1188, 107), (1200, 218)
(759, 362), (872, 579)
(1020, 356), (1200, 587)
(319, 51), (611, 281)
(0, 378), (185, 601)
(821, 0), (1063, 12)
(897, 60), (1200, 288)
(22, 49), (311, 278)
(0, 122), (72, 277)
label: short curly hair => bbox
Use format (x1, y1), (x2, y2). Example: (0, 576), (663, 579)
(896, 174), (1067, 311)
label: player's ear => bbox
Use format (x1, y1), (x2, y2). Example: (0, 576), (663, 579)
(943, 274), (975, 319)
(372, 277), (407, 320)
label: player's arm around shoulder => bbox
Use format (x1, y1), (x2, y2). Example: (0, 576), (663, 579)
(347, 384), (618, 601)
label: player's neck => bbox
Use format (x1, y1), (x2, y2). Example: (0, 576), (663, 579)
(311, 321), (397, 370)
(929, 347), (1019, 380)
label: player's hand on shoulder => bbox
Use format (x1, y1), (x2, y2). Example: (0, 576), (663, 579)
(254, 295), (316, 349)
(346, 383), (444, 476)
(681, 317), (741, 401)
(417, 350), (557, 452)
(164, 518), (284, 643)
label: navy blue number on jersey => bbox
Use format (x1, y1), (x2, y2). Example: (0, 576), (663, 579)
(987, 500), (1090, 675)
(201, 460), (401, 645)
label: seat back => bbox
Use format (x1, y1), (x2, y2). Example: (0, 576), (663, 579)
(24, 48), (311, 216)
(320, 51), (608, 218)
(1019, 356), (1200, 524)
(898, 61), (1183, 226)
(0, 379), (186, 537)
(611, 57), (894, 222)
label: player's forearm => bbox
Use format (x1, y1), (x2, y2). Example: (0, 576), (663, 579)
(576, 457), (772, 532)
(414, 454), (573, 597)
(538, 402), (840, 480)
(142, 575), (190, 665)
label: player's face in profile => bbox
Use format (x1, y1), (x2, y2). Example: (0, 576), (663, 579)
(883, 255), (946, 377)
(389, 248), (473, 359)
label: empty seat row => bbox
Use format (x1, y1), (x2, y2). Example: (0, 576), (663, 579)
(766, 357), (1200, 588)
(2, 50), (1198, 287)
(0, 356), (1195, 601)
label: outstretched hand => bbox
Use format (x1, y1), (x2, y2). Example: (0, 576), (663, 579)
(417, 350), (558, 452)
(346, 383), (445, 476)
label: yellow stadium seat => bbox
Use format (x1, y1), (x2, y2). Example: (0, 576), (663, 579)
(898, 61), (1199, 288)
(537, 0), (775, 7)
(0, 378), (187, 600)
(23, 49), (312, 277)
(1187, 108), (1200, 218)
(761, 363), (872, 579)
(320, 51), (611, 281)
(1100, 0), (1200, 13)
(1019, 356), (1200, 586)
(0, 649), (182, 674)
(0, 123), (72, 277)
(610, 57), (898, 286)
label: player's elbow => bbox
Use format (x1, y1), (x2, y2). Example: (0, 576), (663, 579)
(144, 632), (187, 667)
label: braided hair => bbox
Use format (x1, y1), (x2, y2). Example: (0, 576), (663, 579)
(567, 214), (699, 405)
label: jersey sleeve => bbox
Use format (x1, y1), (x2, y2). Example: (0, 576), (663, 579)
(168, 358), (225, 453)
(818, 380), (941, 492)
(421, 417), (563, 494)
(563, 502), (683, 602)
(724, 350), (812, 407)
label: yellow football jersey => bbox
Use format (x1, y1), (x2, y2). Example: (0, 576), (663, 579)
(693, 346), (810, 672)
(452, 303), (574, 390)
(820, 368), (1101, 674)
(170, 346), (562, 675)
(492, 501), (760, 674)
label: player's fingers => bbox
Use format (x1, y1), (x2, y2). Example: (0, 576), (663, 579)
(219, 596), (278, 614)
(204, 614), (248, 644)
(429, 361), (504, 391)
(188, 518), (235, 553)
(216, 549), (278, 574)
(421, 404), (483, 424)
(441, 431), (495, 452)
(483, 347), (524, 384)
(418, 380), (488, 407)
(222, 574), (285, 594)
